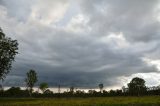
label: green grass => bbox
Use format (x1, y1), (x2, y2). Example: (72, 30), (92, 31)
(0, 96), (160, 106)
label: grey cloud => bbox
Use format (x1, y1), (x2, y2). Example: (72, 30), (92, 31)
(0, 0), (33, 22)
(79, 0), (160, 42)
(4, 29), (157, 87)
(0, 0), (160, 88)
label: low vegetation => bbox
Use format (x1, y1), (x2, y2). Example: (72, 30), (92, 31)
(0, 96), (160, 106)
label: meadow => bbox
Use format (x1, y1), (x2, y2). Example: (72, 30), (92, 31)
(0, 96), (160, 106)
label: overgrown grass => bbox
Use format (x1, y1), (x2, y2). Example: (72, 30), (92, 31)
(0, 96), (160, 106)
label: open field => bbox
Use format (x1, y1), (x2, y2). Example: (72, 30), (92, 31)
(0, 96), (160, 106)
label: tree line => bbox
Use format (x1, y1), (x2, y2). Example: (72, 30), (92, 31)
(0, 70), (160, 97)
(0, 28), (160, 97)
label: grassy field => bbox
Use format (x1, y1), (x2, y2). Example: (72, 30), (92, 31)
(0, 96), (160, 106)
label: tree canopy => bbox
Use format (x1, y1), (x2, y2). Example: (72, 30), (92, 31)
(0, 28), (18, 81)
(99, 83), (104, 93)
(128, 77), (147, 96)
(25, 69), (38, 95)
(39, 82), (48, 93)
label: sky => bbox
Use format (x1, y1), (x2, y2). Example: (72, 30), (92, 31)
(0, 0), (160, 89)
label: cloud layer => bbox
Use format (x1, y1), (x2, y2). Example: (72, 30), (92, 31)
(0, 0), (160, 88)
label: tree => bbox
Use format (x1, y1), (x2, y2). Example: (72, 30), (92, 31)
(25, 69), (38, 96)
(44, 89), (53, 95)
(99, 83), (104, 93)
(128, 77), (147, 96)
(6, 87), (21, 97)
(70, 86), (74, 94)
(122, 86), (128, 93)
(0, 28), (18, 81)
(39, 82), (48, 93)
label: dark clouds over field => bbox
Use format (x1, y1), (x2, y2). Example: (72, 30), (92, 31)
(0, 0), (160, 88)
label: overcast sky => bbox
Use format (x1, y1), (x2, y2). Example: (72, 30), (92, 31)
(0, 0), (160, 89)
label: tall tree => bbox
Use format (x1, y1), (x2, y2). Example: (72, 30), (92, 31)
(25, 69), (38, 96)
(99, 83), (104, 93)
(70, 86), (74, 94)
(39, 82), (48, 93)
(0, 28), (18, 81)
(128, 77), (147, 96)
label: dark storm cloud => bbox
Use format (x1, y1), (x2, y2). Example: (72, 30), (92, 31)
(4, 29), (157, 87)
(0, 0), (160, 88)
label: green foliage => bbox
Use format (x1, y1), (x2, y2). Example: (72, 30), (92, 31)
(25, 69), (38, 95)
(39, 82), (48, 93)
(43, 89), (53, 95)
(0, 87), (30, 97)
(128, 77), (147, 96)
(0, 28), (18, 81)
